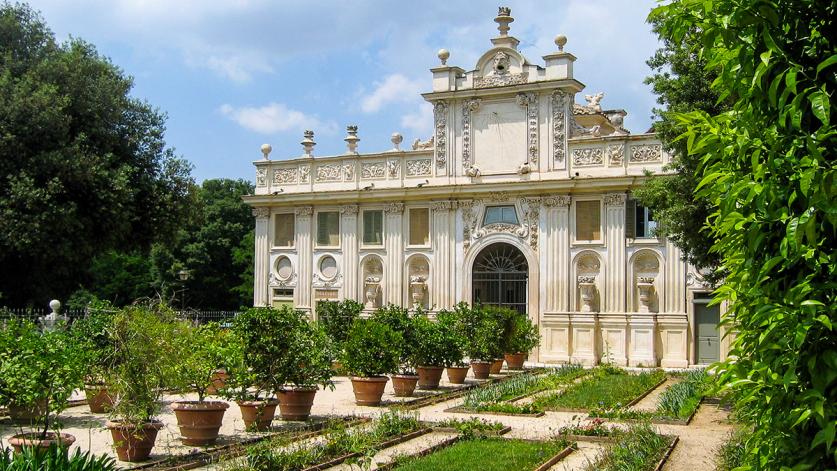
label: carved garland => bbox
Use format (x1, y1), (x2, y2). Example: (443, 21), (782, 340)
(256, 168), (266, 187)
(607, 144), (625, 165)
(273, 167), (297, 184)
(629, 144), (663, 163)
(406, 159), (432, 176)
(521, 197), (540, 250)
(433, 101), (448, 169)
(517, 93), (539, 165)
(543, 195), (572, 207)
(461, 98), (481, 172)
(361, 162), (386, 179)
(572, 147), (604, 166)
(551, 90), (568, 163)
(315, 164), (341, 182)
(474, 73), (528, 89)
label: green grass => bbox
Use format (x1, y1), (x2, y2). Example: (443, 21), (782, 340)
(583, 423), (670, 471)
(715, 429), (748, 470)
(533, 367), (665, 411)
(392, 438), (570, 471)
(589, 369), (710, 421)
(461, 364), (585, 414)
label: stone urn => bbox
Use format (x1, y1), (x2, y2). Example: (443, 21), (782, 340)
(409, 275), (426, 309)
(364, 277), (380, 310)
(637, 276), (656, 313)
(578, 275), (597, 313)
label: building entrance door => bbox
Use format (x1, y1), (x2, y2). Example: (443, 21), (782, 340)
(694, 297), (720, 364)
(472, 242), (528, 314)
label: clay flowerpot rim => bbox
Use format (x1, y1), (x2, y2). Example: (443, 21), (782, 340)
(471, 360), (492, 364)
(417, 365), (444, 369)
(9, 432), (76, 447)
(237, 398), (280, 406)
(393, 374), (419, 379)
(448, 365), (470, 369)
(171, 400), (230, 410)
(106, 419), (164, 430)
(278, 386), (319, 392)
(350, 375), (389, 381)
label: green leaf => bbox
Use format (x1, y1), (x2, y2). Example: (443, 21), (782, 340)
(809, 91), (830, 126)
(816, 54), (837, 77)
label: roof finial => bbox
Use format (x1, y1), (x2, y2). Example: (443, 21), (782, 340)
(344, 125), (359, 154)
(301, 130), (315, 158)
(437, 49), (450, 65)
(260, 143), (272, 160)
(555, 34), (568, 52)
(495, 6), (513, 37)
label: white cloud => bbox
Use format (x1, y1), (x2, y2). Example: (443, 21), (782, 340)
(400, 102), (434, 138)
(360, 74), (424, 113)
(219, 102), (329, 134)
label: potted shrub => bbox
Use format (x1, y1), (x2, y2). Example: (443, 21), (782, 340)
(460, 304), (503, 379)
(105, 303), (182, 462)
(274, 312), (333, 420)
(219, 336), (276, 431)
(317, 299), (362, 372)
(342, 319), (401, 406)
(410, 314), (447, 389)
(436, 309), (469, 384)
(372, 305), (418, 396)
(0, 319), (84, 453)
(170, 322), (235, 445)
(503, 312), (541, 370)
(71, 301), (117, 413)
(485, 306), (512, 374)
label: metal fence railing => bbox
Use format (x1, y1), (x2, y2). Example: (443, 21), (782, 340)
(0, 307), (241, 327)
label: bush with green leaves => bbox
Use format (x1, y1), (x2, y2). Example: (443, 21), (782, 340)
(70, 301), (117, 385)
(454, 303), (504, 361)
(172, 322), (240, 401)
(106, 303), (183, 425)
(342, 319), (401, 377)
(409, 314), (446, 368)
(0, 445), (117, 470)
(232, 306), (333, 394)
(434, 309), (466, 367)
(316, 299), (363, 352)
(650, 1), (834, 466)
(0, 319), (84, 438)
(501, 310), (541, 354)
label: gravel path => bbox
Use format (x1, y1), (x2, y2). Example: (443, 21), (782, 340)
(326, 431), (458, 470)
(630, 377), (682, 412)
(548, 442), (603, 470)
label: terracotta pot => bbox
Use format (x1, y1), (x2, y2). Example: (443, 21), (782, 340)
(490, 358), (504, 374)
(391, 374), (419, 397)
(206, 369), (229, 395)
(171, 401), (229, 446)
(416, 366), (444, 389)
(7, 399), (47, 425)
(237, 399), (279, 431)
(85, 385), (114, 413)
(471, 360), (492, 380)
(504, 352), (527, 370)
(8, 432), (75, 454)
(106, 420), (163, 462)
(277, 388), (317, 421)
(446, 366), (470, 384)
(350, 376), (389, 406)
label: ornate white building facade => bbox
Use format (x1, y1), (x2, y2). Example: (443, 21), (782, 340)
(244, 8), (727, 367)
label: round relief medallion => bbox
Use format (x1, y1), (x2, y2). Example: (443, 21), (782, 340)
(275, 256), (293, 280)
(319, 255), (338, 280)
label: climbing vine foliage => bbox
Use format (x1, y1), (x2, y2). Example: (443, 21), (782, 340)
(651, 0), (835, 468)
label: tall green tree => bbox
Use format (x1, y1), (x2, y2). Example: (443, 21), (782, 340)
(0, 3), (193, 306)
(152, 178), (254, 310)
(634, 16), (730, 279)
(651, 0), (835, 468)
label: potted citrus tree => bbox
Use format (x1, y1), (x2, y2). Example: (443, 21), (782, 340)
(317, 299), (362, 371)
(435, 309), (469, 384)
(372, 305), (417, 396)
(461, 304), (504, 379)
(71, 302), (117, 413)
(503, 312), (541, 370)
(170, 322), (235, 445)
(105, 303), (182, 462)
(0, 318), (84, 453)
(343, 319), (401, 406)
(410, 314), (447, 389)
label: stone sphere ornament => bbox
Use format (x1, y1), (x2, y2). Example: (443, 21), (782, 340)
(260, 143), (272, 160)
(555, 34), (567, 51)
(437, 49), (450, 65)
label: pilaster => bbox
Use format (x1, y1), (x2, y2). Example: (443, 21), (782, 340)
(340, 205), (359, 301)
(543, 196), (571, 311)
(384, 202), (404, 305)
(665, 241), (686, 313)
(431, 200), (455, 308)
(252, 207), (270, 307)
(295, 206), (313, 312)
(604, 193), (627, 312)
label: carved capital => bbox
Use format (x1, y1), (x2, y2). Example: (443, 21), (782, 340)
(383, 202), (404, 214)
(340, 204), (359, 215)
(516, 92), (536, 107)
(604, 193), (627, 206)
(294, 206), (313, 217)
(430, 200), (456, 211)
(543, 195), (571, 207)
(252, 207), (270, 219)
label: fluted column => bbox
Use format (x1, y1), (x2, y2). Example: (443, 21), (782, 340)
(295, 206), (313, 311)
(604, 193), (627, 312)
(665, 241), (686, 313)
(383, 202), (404, 305)
(252, 207), (270, 307)
(431, 200), (455, 309)
(340, 205), (359, 301)
(542, 196), (571, 312)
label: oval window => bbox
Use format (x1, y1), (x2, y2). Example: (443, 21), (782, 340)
(275, 256), (293, 280)
(319, 256), (338, 280)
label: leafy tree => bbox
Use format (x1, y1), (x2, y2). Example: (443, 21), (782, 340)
(634, 15), (731, 279)
(651, 0), (835, 467)
(0, 3), (193, 306)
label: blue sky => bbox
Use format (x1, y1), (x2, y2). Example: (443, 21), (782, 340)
(31, 0), (661, 182)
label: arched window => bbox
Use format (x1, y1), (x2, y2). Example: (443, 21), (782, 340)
(472, 242), (528, 313)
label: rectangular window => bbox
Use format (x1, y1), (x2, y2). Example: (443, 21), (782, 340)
(272, 288), (293, 308)
(635, 205), (657, 238)
(483, 205), (519, 225)
(362, 210), (383, 245)
(316, 211), (340, 246)
(408, 208), (430, 246)
(273, 213), (295, 247)
(576, 201), (601, 241)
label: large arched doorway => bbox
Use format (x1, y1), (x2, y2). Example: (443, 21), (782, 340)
(471, 242), (528, 313)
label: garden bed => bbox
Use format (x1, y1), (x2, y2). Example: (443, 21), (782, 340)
(532, 367), (667, 412)
(579, 424), (678, 471)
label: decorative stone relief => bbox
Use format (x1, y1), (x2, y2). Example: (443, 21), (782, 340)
(406, 159), (432, 176)
(343, 163), (355, 180)
(543, 195), (572, 207)
(474, 223), (528, 240)
(485, 191), (511, 202)
(576, 253), (601, 313)
(340, 204), (359, 216)
(604, 193), (627, 206)
(269, 271), (297, 287)
(459, 200), (476, 252)
(313, 273), (343, 288)
(256, 168), (266, 187)
(522, 197), (540, 250)
(461, 98), (481, 172)
(412, 136), (434, 150)
(433, 101), (448, 169)
(315, 164), (341, 182)
(474, 73), (528, 89)
(252, 207), (270, 219)
(386, 159), (400, 178)
(607, 144), (625, 165)
(574, 92), (604, 114)
(361, 162), (386, 179)
(362, 256), (384, 309)
(430, 200), (455, 211)
(294, 206), (313, 218)
(552, 90), (569, 163)
(629, 144), (663, 163)
(383, 202), (404, 214)
(408, 257), (430, 309)
(273, 167), (297, 184)
(572, 147), (604, 166)
(299, 165), (310, 183)
(517, 93), (539, 164)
